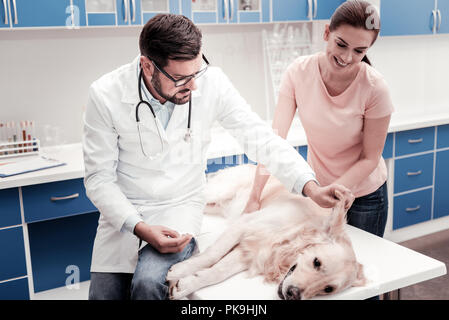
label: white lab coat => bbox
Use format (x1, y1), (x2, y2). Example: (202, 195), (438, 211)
(83, 56), (315, 273)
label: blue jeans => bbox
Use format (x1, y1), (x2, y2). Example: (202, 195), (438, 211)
(88, 238), (197, 300)
(346, 182), (388, 238)
(346, 182), (388, 300)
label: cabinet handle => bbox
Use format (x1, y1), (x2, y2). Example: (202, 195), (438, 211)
(123, 0), (129, 23)
(313, 0), (318, 18)
(229, 0), (234, 21)
(2, 0), (7, 24)
(50, 193), (79, 201)
(12, 0), (17, 24)
(432, 10), (437, 33)
(408, 138), (423, 144)
(131, 0), (136, 22)
(437, 9), (442, 32)
(407, 170), (422, 176)
(223, 0), (228, 21)
(307, 0), (313, 20)
(406, 205), (421, 212)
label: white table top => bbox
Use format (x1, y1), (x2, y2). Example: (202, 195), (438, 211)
(190, 215), (447, 300)
(1, 109), (449, 190)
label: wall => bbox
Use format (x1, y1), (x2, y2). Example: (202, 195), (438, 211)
(0, 23), (448, 145)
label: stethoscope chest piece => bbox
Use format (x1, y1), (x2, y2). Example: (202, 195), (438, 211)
(184, 128), (193, 142)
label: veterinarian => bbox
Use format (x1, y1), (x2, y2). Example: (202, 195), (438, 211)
(244, 0), (393, 240)
(83, 14), (353, 300)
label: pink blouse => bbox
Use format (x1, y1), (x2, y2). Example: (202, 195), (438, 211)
(279, 52), (394, 197)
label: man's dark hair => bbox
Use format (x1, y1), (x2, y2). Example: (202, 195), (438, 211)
(139, 14), (202, 68)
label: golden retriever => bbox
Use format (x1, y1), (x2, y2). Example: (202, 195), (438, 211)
(166, 164), (366, 300)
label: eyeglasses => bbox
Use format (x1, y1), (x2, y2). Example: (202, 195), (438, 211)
(150, 54), (210, 87)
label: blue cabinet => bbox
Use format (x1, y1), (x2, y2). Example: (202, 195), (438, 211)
(28, 212), (99, 293)
(10, 0), (72, 28)
(184, 0), (339, 24)
(438, 0), (449, 33)
(0, 0), (11, 28)
(0, 188), (21, 228)
(395, 127), (435, 157)
(272, 0), (343, 22)
(314, 0), (344, 20)
(272, 0), (310, 22)
(394, 153), (434, 194)
(434, 150), (449, 219)
(381, 0), (436, 36)
(206, 154), (241, 173)
(393, 188), (432, 230)
(142, 0), (180, 24)
(22, 178), (97, 223)
(437, 124), (449, 148)
(382, 133), (394, 159)
(84, 0), (117, 26)
(184, 0), (239, 24)
(0, 227), (27, 282)
(0, 278), (29, 300)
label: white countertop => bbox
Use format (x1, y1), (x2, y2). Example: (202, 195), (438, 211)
(191, 215), (447, 300)
(1, 109), (448, 190)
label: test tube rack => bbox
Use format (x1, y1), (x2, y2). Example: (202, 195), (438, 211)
(0, 139), (40, 159)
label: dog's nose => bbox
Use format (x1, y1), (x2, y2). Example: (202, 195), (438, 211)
(286, 286), (302, 300)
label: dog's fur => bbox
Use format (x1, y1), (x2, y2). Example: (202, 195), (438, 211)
(167, 164), (366, 300)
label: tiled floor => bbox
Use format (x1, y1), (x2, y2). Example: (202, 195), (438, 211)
(398, 229), (449, 300)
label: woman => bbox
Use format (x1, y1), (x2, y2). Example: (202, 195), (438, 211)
(244, 0), (393, 238)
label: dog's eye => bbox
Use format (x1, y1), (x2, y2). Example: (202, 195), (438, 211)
(324, 286), (334, 293)
(313, 258), (321, 269)
(288, 264), (297, 273)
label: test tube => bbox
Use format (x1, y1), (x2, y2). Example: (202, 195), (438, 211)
(30, 120), (37, 152)
(11, 122), (18, 153)
(0, 123), (4, 156)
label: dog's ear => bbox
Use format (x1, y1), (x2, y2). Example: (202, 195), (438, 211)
(327, 199), (347, 239)
(352, 262), (367, 287)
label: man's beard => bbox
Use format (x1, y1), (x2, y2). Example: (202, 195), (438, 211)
(151, 72), (191, 105)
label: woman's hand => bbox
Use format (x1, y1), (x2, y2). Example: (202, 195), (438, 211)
(134, 222), (192, 253)
(303, 181), (354, 210)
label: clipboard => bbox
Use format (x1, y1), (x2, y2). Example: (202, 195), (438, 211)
(0, 156), (66, 178)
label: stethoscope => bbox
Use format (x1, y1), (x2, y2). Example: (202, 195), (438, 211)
(135, 68), (192, 158)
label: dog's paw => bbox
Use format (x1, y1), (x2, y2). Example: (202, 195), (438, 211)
(168, 276), (196, 300)
(166, 261), (193, 281)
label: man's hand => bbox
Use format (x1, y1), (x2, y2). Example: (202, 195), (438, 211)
(134, 222), (192, 253)
(303, 181), (354, 210)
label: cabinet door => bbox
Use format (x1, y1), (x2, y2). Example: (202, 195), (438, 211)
(118, 0), (142, 25)
(0, 188), (21, 228)
(395, 127), (435, 157)
(394, 153), (434, 194)
(437, 0), (449, 33)
(0, 227), (27, 282)
(382, 133), (394, 159)
(11, 0), (72, 28)
(85, 0), (117, 26)
(0, 0), (11, 28)
(434, 150), (449, 219)
(272, 0), (310, 22)
(380, 0), (436, 36)
(71, 0), (87, 27)
(0, 278), (29, 300)
(393, 188), (432, 230)
(437, 124), (449, 148)
(141, 0), (179, 25)
(28, 212), (99, 293)
(314, 0), (344, 20)
(22, 178), (97, 223)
